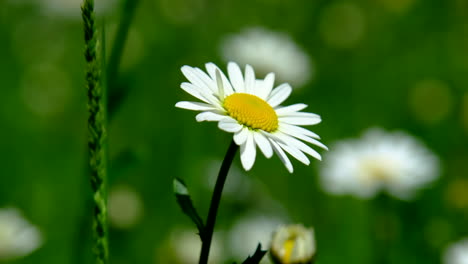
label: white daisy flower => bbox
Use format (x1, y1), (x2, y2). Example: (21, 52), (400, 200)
(320, 128), (440, 200)
(176, 62), (327, 173)
(443, 238), (468, 264)
(0, 208), (42, 260)
(220, 28), (313, 87)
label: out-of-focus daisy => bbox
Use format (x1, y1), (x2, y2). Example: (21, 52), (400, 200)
(320, 128), (440, 200)
(20, 0), (117, 19)
(270, 224), (316, 264)
(220, 28), (313, 87)
(228, 214), (286, 264)
(443, 238), (468, 264)
(176, 62), (327, 172)
(0, 208), (42, 260)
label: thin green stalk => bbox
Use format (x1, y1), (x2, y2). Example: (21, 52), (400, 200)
(199, 140), (239, 264)
(82, 1), (108, 264)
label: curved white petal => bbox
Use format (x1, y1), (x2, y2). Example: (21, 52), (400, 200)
(279, 127), (328, 150)
(175, 101), (217, 111)
(255, 73), (275, 100)
(181, 66), (205, 88)
(267, 83), (292, 107)
(205, 62), (234, 96)
(275, 104), (308, 116)
(234, 127), (249, 145)
(218, 118), (243, 133)
(269, 138), (294, 173)
(279, 123), (321, 139)
(276, 133), (322, 161)
(180, 82), (221, 108)
(253, 132), (273, 158)
(195, 112), (226, 122)
(228, 62), (245, 93)
(240, 132), (256, 171)
(194, 67), (217, 93)
(279, 116), (321, 126)
(180, 82), (211, 104)
(244, 64), (256, 94)
(279, 142), (310, 165)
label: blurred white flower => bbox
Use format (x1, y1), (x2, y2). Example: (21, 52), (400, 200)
(228, 213), (287, 264)
(33, 0), (117, 19)
(168, 228), (223, 264)
(444, 238), (468, 264)
(270, 224), (316, 264)
(108, 185), (143, 229)
(220, 28), (313, 87)
(0, 208), (42, 260)
(320, 128), (440, 200)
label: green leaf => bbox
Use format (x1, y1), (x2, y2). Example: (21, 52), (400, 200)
(241, 244), (267, 264)
(173, 178), (205, 239)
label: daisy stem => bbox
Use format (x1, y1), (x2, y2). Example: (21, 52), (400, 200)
(82, 1), (108, 264)
(199, 139), (239, 264)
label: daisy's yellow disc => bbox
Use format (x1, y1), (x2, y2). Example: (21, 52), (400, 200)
(224, 93), (278, 132)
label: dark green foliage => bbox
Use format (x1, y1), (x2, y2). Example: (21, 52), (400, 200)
(173, 178), (206, 240)
(240, 244), (267, 264)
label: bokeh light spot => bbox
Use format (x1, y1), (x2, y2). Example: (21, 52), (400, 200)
(409, 79), (453, 125)
(319, 2), (366, 49)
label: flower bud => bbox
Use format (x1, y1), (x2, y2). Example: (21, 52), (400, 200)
(270, 224), (316, 264)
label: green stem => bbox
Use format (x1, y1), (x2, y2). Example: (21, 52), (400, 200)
(81, 1), (108, 264)
(199, 140), (239, 264)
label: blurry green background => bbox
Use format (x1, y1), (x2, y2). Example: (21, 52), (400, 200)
(1, 0), (468, 263)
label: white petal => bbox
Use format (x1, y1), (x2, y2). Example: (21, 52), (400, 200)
(279, 123), (321, 139)
(267, 83), (292, 107)
(195, 112), (226, 122)
(215, 70), (224, 99)
(180, 82), (211, 104)
(234, 128), (249, 145)
(206, 62), (234, 96)
(194, 67), (217, 93)
(180, 82), (221, 108)
(175, 101), (217, 111)
(255, 73), (275, 100)
(253, 132), (273, 158)
(218, 118), (243, 133)
(228, 62), (245, 93)
(269, 139), (294, 173)
(275, 104), (308, 116)
(181, 66), (211, 92)
(276, 133), (322, 161)
(279, 127), (328, 150)
(279, 116), (321, 126)
(240, 132), (256, 171)
(244, 64), (256, 94)
(279, 142), (310, 165)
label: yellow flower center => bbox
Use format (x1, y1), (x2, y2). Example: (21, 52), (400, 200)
(223, 93), (279, 132)
(283, 238), (296, 262)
